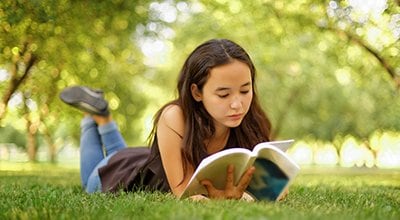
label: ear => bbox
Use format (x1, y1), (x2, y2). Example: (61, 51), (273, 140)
(191, 83), (203, 102)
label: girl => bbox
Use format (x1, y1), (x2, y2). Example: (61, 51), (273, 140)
(60, 39), (272, 200)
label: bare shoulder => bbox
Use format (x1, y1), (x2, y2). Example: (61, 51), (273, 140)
(158, 104), (185, 137)
(161, 104), (184, 120)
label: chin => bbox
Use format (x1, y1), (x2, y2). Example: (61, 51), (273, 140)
(226, 121), (243, 128)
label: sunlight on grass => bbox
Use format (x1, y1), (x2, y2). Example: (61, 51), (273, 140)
(296, 167), (400, 188)
(0, 161), (78, 172)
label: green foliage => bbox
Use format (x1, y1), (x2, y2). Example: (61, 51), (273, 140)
(148, 0), (400, 141)
(0, 165), (399, 220)
(0, 0), (153, 145)
(1, 0), (400, 157)
(0, 125), (26, 147)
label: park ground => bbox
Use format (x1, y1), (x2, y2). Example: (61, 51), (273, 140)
(0, 162), (399, 220)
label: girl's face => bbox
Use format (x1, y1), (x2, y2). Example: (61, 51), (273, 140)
(192, 59), (253, 130)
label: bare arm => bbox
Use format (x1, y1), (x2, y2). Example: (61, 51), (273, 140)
(157, 105), (193, 197)
(157, 105), (258, 201)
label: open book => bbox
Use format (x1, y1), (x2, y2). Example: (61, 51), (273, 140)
(180, 140), (300, 201)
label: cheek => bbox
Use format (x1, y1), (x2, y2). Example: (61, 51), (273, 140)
(244, 93), (253, 110)
(203, 98), (227, 115)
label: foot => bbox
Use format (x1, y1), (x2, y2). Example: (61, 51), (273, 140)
(92, 114), (112, 126)
(59, 86), (109, 116)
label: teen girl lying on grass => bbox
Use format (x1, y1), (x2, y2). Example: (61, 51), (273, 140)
(60, 38), (287, 201)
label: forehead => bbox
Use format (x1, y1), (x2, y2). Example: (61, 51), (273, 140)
(205, 60), (252, 88)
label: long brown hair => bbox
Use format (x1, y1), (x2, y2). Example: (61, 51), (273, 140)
(149, 39), (271, 181)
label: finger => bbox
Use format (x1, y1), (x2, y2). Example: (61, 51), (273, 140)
(201, 179), (216, 193)
(201, 180), (224, 199)
(237, 166), (255, 191)
(225, 164), (235, 189)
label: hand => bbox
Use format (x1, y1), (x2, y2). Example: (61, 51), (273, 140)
(201, 164), (255, 200)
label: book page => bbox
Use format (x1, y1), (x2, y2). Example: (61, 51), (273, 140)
(253, 139), (294, 153)
(255, 144), (299, 179)
(181, 148), (252, 198)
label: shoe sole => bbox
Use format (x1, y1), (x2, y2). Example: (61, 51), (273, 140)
(60, 86), (108, 115)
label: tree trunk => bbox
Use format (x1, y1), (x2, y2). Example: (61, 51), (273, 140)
(0, 44), (37, 121)
(25, 113), (38, 162)
(24, 92), (38, 162)
(48, 141), (57, 163)
(42, 124), (57, 163)
(38, 73), (62, 163)
(26, 126), (37, 162)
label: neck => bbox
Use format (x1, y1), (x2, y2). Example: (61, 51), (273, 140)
(215, 127), (229, 139)
(206, 127), (230, 154)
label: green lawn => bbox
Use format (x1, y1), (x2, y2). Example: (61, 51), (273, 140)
(0, 162), (399, 220)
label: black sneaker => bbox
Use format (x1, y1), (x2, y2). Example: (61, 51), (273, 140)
(59, 86), (109, 116)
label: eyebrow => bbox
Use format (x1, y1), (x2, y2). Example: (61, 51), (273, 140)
(215, 82), (251, 92)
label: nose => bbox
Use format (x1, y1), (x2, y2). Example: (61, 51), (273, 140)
(230, 97), (242, 109)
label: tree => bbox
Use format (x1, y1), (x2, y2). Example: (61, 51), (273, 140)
(1, 0), (399, 162)
(146, 0), (400, 141)
(0, 0), (152, 161)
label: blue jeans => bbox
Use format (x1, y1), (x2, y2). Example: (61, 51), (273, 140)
(80, 116), (126, 193)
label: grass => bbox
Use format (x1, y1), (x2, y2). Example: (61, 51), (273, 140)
(0, 162), (399, 220)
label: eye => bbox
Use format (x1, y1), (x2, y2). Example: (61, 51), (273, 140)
(218, 94), (229, 98)
(240, 90), (250, 94)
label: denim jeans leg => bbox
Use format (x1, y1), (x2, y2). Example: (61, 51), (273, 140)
(85, 152), (117, 193)
(80, 116), (105, 188)
(98, 121), (127, 156)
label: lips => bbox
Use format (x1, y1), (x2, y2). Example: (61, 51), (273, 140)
(228, 113), (243, 120)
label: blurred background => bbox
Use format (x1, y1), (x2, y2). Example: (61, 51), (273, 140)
(0, 0), (399, 169)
